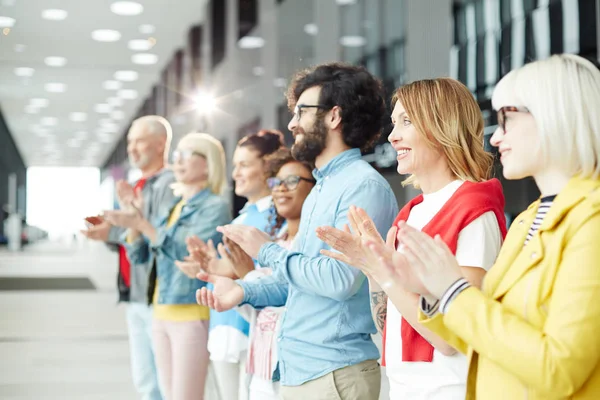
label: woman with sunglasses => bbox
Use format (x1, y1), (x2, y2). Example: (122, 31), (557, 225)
(316, 77), (507, 399)
(368, 54), (600, 399)
(104, 133), (230, 400)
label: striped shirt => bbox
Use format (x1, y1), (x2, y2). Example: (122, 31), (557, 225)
(524, 195), (556, 246)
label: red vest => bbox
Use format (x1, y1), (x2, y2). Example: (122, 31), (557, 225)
(381, 179), (507, 366)
(118, 178), (147, 288)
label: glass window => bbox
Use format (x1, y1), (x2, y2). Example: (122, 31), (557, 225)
(211, 0), (226, 69)
(340, 0), (365, 64)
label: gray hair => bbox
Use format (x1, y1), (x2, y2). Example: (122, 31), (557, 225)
(131, 115), (173, 157)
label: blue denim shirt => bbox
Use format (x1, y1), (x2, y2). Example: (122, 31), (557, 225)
(238, 149), (399, 386)
(126, 188), (231, 304)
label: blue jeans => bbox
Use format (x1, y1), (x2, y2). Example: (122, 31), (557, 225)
(127, 303), (163, 400)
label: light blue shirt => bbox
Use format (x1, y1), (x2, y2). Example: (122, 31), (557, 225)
(238, 149), (399, 386)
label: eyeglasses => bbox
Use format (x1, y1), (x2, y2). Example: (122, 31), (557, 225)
(172, 149), (204, 163)
(293, 104), (329, 121)
(267, 175), (316, 191)
(496, 106), (530, 133)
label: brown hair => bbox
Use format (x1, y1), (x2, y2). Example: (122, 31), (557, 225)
(237, 129), (285, 158)
(393, 78), (493, 188)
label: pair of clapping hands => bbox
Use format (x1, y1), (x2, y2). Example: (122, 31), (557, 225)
(315, 206), (464, 300)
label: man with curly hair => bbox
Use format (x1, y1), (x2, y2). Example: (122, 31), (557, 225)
(198, 63), (399, 400)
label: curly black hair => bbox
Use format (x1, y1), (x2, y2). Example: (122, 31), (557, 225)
(286, 62), (386, 151)
(264, 147), (313, 238)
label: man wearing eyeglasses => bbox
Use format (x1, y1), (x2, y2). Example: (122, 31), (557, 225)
(197, 63), (399, 399)
(82, 115), (175, 400)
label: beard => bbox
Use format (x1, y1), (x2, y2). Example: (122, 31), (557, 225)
(291, 116), (328, 163)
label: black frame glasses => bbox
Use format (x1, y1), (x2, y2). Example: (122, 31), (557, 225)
(267, 175), (316, 191)
(497, 106), (530, 133)
(293, 104), (329, 121)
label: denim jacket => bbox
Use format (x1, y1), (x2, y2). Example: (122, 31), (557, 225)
(238, 149), (399, 386)
(125, 188), (231, 305)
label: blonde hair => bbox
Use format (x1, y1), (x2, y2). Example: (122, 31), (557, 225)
(492, 54), (600, 179)
(131, 115), (173, 159)
(176, 133), (227, 195)
(393, 78), (493, 188)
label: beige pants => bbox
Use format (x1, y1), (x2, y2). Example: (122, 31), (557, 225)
(279, 359), (381, 400)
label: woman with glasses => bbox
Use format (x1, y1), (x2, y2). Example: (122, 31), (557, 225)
(104, 133), (231, 400)
(178, 129), (285, 400)
(316, 77), (507, 399)
(371, 54), (600, 399)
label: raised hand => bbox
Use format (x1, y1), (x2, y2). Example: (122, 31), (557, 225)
(217, 225), (272, 259)
(196, 271), (245, 312)
(174, 256), (203, 279)
(222, 236), (255, 279)
(186, 236), (237, 278)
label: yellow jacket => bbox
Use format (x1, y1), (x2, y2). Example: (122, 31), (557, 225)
(419, 176), (600, 399)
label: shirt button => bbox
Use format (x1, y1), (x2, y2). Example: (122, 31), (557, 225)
(316, 185), (321, 190)
(518, 220), (524, 225)
(530, 252), (537, 259)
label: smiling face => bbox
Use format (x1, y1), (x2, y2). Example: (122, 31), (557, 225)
(271, 161), (314, 220)
(232, 146), (268, 200)
(171, 140), (208, 185)
(387, 100), (445, 177)
(127, 123), (165, 169)
(287, 86), (328, 163)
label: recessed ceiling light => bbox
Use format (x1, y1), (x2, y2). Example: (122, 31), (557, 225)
(117, 89), (138, 100)
(14, 43), (25, 52)
(110, 110), (125, 120)
(14, 67), (34, 77)
(98, 133), (114, 143)
(107, 97), (123, 107)
(238, 36), (265, 49)
(103, 80), (122, 90)
(340, 35), (366, 47)
(128, 39), (153, 51)
(131, 53), (158, 65)
(45, 82), (67, 93)
(24, 105), (39, 114)
(44, 56), (67, 67)
(139, 24), (155, 34)
(252, 66), (265, 76)
(69, 112), (87, 122)
(42, 9), (68, 21)
(94, 104), (112, 113)
(336, 0), (357, 5)
(110, 1), (144, 16)
(30, 98), (49, 107)
(40, 116), (58, 126)
(114, 70), (138, 81)
(304, 23), (318, 36)
(273, 77), (287, 88)
(0, 16), (15, 28)
(91, 29), (122, 42)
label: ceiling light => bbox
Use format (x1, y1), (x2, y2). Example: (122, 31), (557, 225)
(273, 77), (287, 88)
(194, 91), (216, 113)
(40, 117), (58, 126)
(44, 56), (67, 67)
(252, 66), (265, 76)
(98, 133), (114, 143)
(30, 98), (49, 107)
(24, 105), (39, 114)
(238, 36), (265, 49)
(94, 104), (112, 113)
(14, 67), (34, 77)
(118, 89), (138, 99)
(67, 139), (81, 148)
(132, 53), (158, 65)
(75, 131), (88, 139)
(139, 24), (155, 34)
(103, 80), (122, 90)
(107, 97), (123, 107)
(110, 1), (144, 16)
(114, 70), (138, 81)
(45, 82), (67, 93)
(92, 29), (122, 42)
(128, 39), (153, 51)
(42, 9), (68, 21)
(3, 27), (10, 35)
(340, 35), (366, 47)
(304, 23), (318, 36)
(14, 44), (25, 52)
(110, 110), (125, 120)
(69, 112), (87, 122)
(336, 0), (357, 4)
(0, 16), (15, 28)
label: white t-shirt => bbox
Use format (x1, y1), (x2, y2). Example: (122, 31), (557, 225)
(386, 180), (503, 400)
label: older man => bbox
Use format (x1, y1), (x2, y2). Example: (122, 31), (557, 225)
(83, 116), (175, 400)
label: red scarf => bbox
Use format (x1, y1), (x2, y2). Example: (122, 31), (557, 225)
(381, 179), (507, 365)
(118, 178), (147, 287)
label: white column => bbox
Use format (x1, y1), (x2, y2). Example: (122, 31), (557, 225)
(314, 0), (341, 64)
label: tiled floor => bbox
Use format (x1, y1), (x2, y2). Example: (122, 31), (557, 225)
(0, 240), (389, 399)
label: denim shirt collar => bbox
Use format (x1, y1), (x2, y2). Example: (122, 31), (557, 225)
(157, 188), (211, 227)
(312, 148), (362, 182)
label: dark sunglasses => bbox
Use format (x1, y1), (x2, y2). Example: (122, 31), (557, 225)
(267, 175), (316, 191)
(496, 106), (530, 133)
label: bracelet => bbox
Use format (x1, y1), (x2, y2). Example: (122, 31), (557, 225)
(439, 278), (471, 314)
